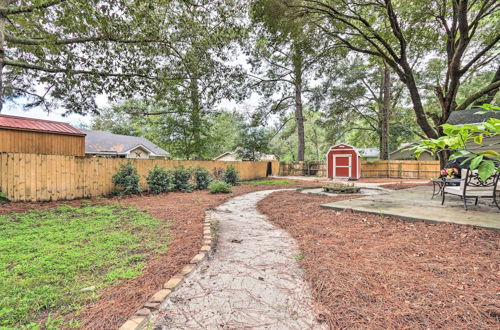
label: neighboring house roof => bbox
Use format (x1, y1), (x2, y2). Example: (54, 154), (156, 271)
(0, 114), (85, 136)
(357, 147), (380, 158)
(447, 108), (500, 125)
(390, 142), (417, 154)
(82, 129), (168, 156)
(213, 150), (277, 161)
(390, 142), (434, 156)
(213, 152), (234, 160)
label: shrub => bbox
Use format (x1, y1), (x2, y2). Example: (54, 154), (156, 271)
(171, 167), (194, 192)
(112, 163), (141, 195)
(223, 165), (239, 186)
(0, 192), (10, 204)
(208, 180), (232, 194)
(212, 167), (225, 180)
(147, 166), (174, 194)
(193, 167), (212, 190)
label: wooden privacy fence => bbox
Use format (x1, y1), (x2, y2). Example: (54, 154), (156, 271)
(0, 152), (279, 202)
(279, 160), (440, 179)
(360, 160), (440, 179)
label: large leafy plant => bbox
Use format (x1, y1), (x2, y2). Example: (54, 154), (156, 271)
(412, 105), (500, 181)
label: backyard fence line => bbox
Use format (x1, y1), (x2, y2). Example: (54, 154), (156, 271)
(0, 152), (279, 202)
(279, 160), (440, 179)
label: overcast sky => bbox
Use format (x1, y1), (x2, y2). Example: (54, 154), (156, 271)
(2, 94), (110, 127)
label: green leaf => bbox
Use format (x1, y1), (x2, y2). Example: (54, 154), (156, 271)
(473, 134), (483, 144)
(478, 150), (500, 158)
(460, 156), (475, 165)
(469, 155), (483, 170)
(449, 150), (470, 160)
(477, 160), (496, 181)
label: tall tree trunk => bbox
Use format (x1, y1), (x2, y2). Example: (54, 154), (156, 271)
(292, 45), (305, 161)
(189, 78), (202, 160)
(379, 62), (391, 160)
(0, 0), (5, 113)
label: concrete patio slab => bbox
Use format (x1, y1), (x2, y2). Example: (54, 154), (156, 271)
(321, 186), (500, 230)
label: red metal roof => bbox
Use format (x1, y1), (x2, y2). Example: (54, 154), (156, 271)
(0, 114), (85, 136)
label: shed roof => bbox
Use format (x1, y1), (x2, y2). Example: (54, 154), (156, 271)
(447, 108), (500, 125)
(82, 129), (168, 156)
(0, 114), (85, 136)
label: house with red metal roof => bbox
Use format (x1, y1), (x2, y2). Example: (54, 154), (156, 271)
(0, 114), (86, 156)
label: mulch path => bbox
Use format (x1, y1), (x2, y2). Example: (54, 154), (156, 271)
(257, 191), (500, 329)
(0, 180), (317, 329)
(379, 181), (432, 190)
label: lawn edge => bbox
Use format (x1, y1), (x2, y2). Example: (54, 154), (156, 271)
(118, 212), (216, 330)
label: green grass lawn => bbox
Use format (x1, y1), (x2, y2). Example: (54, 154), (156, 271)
(0, 203), (170, 329)
(241, 179), (298, 186)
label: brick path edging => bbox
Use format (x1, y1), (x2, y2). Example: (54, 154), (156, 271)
(118, 216), (215, 330)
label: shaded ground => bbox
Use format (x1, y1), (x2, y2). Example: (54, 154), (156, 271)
(258, 191), (500, 329)
(323, 185), (500, 230)
(0, 180), (318, 329)
(154, 190), (326, 329)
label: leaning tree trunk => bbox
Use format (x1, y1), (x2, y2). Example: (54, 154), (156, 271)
(292, 45), (305, 161)
(379, 62), (391, 160)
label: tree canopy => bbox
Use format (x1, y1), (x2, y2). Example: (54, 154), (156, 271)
(3, 0), (499, 164)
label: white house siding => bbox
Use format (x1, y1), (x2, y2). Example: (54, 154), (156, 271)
(127, 146), (152, 159)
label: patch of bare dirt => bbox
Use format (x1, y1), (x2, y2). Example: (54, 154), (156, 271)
(380, 181), (432, 190)
(257, 191), (500, 329)
(0, 199), (86, 215)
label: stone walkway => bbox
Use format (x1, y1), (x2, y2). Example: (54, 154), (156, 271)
(153, 190), (325, 330)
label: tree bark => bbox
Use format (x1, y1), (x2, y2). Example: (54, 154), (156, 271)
(379, 62), (391, 160)
(189, 78), (202, 160)
(472, 65), (500, 107)
(0, 0), (6, 113)
(293, 45), (305, 161)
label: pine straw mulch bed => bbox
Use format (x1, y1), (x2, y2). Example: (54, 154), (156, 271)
(379, 181), (432, 190)
(0, 180), (317, 329)
(257, 191), (500, 329)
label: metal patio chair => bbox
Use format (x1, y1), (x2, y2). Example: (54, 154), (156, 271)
(442, 169), (500, 210)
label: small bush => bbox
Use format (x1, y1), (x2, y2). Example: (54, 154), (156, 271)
(193, 167), (212, 190)
(208, 180), (232, 194)
(147, 166), (174, 194)
(112, 163), (141, 195)
(223, 165), (239, 186)
(0, 192), (10, 204)
(212, 167), (224, 180)
(171, 167), (194, 192)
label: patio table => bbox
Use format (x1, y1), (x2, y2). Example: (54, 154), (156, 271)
(431, 178), (461, 199)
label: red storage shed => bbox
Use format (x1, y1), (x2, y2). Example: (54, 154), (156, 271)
(327, 144), (361, 179)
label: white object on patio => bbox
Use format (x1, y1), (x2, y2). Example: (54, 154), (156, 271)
(442, 169), (499, 210)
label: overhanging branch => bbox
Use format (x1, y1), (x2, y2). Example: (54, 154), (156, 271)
(0, 0), (65, 15)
